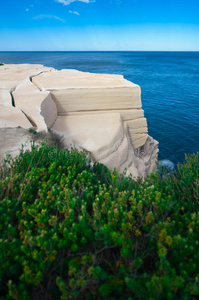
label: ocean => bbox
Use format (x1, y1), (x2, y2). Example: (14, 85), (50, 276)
(0, 51), (199, 168)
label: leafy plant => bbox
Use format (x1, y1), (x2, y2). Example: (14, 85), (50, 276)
(0, 142), (198, 299)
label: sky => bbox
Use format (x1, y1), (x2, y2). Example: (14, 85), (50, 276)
(0, 0), (199, 51)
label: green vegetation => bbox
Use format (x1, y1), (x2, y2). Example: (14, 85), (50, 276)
(0, 141), (199, 299)
(0, 63), (4, 66)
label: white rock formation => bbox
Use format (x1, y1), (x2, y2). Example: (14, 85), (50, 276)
(0, 89), (13, 107)
(51, 113), (143, 177)
(0, 106), (32, 129)
(0, 128), (34, 162)
(13, 78), (57, 131)
(0, 63), (159, 179)
(32, 70), (148, 148)
(0, 63), (53, 90)
(0, 80), (32, 129)
(0, 63), (54, 130)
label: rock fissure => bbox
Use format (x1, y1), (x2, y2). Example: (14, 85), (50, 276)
(21, 110), (37, 127)
(0, 63), (159, 179)
(10, 91), (15, 107)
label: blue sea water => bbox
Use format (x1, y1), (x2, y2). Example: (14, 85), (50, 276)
(0, 51), (199, 167)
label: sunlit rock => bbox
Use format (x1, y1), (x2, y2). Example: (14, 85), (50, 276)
(32, 69), (148, 149)
(0, 127), (33, 162)
(0, 64), (159, 179)
(0, 105), (32, 129)
(0, 89), (13, 107)
(0, 63), (53, 90)
(50, 113), (146, 178)
(13, 78), (57, 131)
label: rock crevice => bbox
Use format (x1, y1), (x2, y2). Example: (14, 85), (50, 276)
(0, 63), (159, 179)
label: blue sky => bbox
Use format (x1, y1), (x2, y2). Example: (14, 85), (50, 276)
(0, 0), (199, 51)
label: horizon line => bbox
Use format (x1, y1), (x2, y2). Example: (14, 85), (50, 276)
(1, 50), (199, 53)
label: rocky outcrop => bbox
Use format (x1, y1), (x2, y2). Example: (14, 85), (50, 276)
(51, 113), (143, 177)
(0, 127), (34, 163)
(0, 106), (32, 129)
(0, 63), (159, 179)
(13, 78), (57, 131)
(32, 69), (148, 149)
(0, 76), (32, 129)
(0, 63), (53, 90)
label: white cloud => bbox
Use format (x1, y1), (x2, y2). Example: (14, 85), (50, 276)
(26, 8), (30, 12)
(69, 10), (80, 15)
(55, 0), (95, 6)
(33, 14), (65, 23)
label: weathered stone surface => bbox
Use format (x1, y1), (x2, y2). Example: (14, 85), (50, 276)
(129, 127), (148, 134)
(51, 113), (124, 157)
(0, 105), (32, 129)
(124, 119), (148, 149)
(126, 118), (147, 129)
(32, 69), (146, 148)
(13, 78), (57, 131)
(32, 70), (141, 112)
(0, 64), (53, 90)
(32, 69), (137, 89)
(0, 128), (34, 162)
(130, 135), (148, 150)
(51, 113), (146, 178)
(0, 89), (12, 106)
(59, 109), (144, 121)
(0, 63), (159, 179)
(135, 136), (159, 175)
(49, 87), (141, 112)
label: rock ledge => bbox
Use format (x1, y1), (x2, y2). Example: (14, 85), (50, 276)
(0, 63), (159, 179)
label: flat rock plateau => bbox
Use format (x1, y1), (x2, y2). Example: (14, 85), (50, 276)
(0, 63), (159, 179)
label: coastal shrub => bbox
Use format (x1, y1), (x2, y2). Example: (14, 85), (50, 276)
(0, 142), (199, 299)
(28, 128), (66, 149)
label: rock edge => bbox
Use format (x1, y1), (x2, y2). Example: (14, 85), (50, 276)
(0, 63), (159, 179)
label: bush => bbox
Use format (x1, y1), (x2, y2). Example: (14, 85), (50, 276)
(0, 142), (199, 299)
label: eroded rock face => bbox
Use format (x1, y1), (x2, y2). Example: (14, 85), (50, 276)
(0, 127), (34, 162)
(0, 77), (32, 129)
(0, 89), (13, 107)
(13, 78), (57, 131)
(0, 106), (32, 129)
(0, 63), (53, 90)
(51, 113), (142, 178)
(0, 63), (159, 179)
(32, 69), (148, 148)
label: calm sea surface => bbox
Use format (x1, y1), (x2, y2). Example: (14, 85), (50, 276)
(0, 51), (199, 167)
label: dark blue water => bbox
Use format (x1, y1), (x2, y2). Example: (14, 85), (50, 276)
(0, 51), (199, 166)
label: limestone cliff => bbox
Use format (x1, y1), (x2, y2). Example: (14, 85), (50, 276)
(0, 63), (158, 179)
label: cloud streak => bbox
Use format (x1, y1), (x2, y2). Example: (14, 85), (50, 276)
(69, 10), (80, 15)
(55, 0), (95, 6)
(33, 14), (65, 23)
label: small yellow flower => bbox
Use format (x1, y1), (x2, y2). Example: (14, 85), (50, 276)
(135, 229), (141, 237)
(166, 236), (172, 247)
